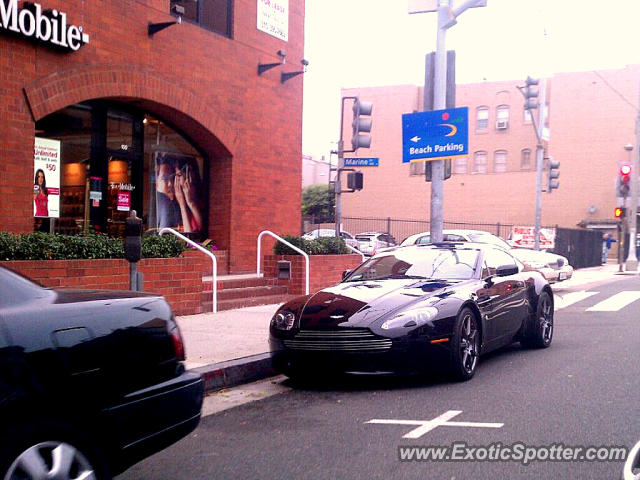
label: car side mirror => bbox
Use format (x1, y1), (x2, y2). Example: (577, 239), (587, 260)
(496, 264), (518, 277)
(342, 269), (352, 280)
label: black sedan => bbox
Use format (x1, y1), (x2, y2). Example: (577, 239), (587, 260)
(270, 243), (554, 381)
(0, 267), (203, 480)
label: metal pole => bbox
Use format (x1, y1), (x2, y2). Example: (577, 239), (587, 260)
(625, 113), (639, 270)
(430, 1), (450, 243)
(534, 78), (547, 250)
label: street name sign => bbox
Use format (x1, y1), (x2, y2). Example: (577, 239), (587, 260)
(402, 107), (468, 164)
(344, 157), (379, 167)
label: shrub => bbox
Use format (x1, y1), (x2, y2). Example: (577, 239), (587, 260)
(0, 232), (186, 261)
(273, 234), (350, 255)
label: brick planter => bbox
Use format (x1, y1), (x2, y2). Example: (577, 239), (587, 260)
(263, 254), (363, 295)
(0, 250), (227, 316)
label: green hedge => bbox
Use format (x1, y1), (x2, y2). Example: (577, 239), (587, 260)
(0, 232), (186, 261)
(273, 235), (350, 255)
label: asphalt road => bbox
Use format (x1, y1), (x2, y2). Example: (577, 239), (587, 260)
(118, 274), (640, 480)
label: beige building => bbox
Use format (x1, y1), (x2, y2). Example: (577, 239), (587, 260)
(340, 65), (640, 237)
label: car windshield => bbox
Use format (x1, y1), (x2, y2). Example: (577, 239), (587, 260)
(344, 248), (479, 281)
(355, 235), (375, 242)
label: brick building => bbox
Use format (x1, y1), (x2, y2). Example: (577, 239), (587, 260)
(0, 0), (304, 273)
(340, 65), (640, 239)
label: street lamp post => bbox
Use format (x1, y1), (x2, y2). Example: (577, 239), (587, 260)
(624, 142), (638, 271)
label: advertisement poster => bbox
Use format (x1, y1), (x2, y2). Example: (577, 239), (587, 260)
(257, 0), (288, 41)
(153, 152), (204, 237)
(33, 137), (61, 218)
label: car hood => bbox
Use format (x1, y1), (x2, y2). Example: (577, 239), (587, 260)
(298, 278), (453, 329)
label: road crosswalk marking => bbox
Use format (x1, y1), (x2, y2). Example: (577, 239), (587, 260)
(554, 291), (599, 311)
(585, 291), (640, 312)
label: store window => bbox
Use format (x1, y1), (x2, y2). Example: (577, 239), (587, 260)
(172, 0), (233, 37)
(34, 102), (207, 240)
(494, 150), (507, 173)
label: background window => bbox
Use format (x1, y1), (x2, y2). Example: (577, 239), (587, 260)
(409, 161), (426, 176)
(496, 105), (510, 130)
(494, 150), (507, 173)
(171, 0), (233, 37)
(454, 157), (467, 174)
(476, 107), (489, 130)
(521, 149), (532, 170)
(473, 151), (487, 174)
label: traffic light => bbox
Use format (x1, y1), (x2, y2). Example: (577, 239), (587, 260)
(347, 171), (363, 190)
(351, 98), (373, 151)
(546, 157), (560, 193)
(425, 159), (452, 182)
(617, 162), (632, 197)
(614, 206), (626, 219)
(524, 76), (539, 111)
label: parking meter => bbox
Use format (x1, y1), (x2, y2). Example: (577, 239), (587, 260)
(125, 210), (142, 263)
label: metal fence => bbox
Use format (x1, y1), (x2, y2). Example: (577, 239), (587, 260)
(303, 215), (514, 244)
(303, 215), (604, 269)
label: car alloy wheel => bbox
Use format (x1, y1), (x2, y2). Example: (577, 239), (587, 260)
(451, 308), (480, 381)
(522, 291), (553, 349)
(4, 441), (98, 480)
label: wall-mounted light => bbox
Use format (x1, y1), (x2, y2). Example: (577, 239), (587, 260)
(281, 59), (309, 83)
(258, 50), (287, 75)
(148, 5), (183, 37)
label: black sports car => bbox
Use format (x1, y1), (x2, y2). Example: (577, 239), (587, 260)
(0, 266), (203, 480)
(270, 243), (554, 381)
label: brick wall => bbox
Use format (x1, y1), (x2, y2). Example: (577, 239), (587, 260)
(0, 250), (226, 316)
(264, 254), (363, 295)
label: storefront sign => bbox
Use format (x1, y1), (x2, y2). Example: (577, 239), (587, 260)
(257, 0), (288, 41)
(33, 137), (60, 218)
(0, 0), (90, 51)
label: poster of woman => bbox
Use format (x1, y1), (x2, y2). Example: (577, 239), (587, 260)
(154, 152), (204, 236)
(33, 137), (61, 218)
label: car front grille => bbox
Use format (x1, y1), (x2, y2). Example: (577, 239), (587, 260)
(283, 328), (392, 352)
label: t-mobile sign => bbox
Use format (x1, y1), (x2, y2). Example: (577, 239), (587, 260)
(0, 0), (90, 51)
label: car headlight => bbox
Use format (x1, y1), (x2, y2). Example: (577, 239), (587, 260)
(271, 310), (296, 330)
(381, 306), (438, 330)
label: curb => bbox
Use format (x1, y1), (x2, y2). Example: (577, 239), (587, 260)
(191, 353), (275, 393)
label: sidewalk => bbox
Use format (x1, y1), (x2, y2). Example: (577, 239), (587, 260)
(179, 261), (628, 393)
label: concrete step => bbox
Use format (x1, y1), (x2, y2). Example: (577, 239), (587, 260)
(204, 293), (298, 312)
(204, 274), (276, 291)
(203, 284), (289, 302)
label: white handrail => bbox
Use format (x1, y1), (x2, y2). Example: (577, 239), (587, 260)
(345, 243), (366, 262)
(257, 230), (309, 296)
(159, 228), (218, 314)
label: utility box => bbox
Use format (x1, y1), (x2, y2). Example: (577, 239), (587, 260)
(277, 260), (291, 279)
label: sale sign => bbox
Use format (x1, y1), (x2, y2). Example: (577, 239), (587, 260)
(34, 137), (61, 218)
(117, 191), (131, 211)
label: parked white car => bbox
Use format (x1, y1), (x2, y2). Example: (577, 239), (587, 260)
(354, 232), (397, 256)
(399, 229), (573, 283)
(302, 228), (360, 250)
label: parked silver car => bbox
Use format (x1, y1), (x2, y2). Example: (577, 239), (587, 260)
(355, 232), (397, 256)
(302, 228), (360, 250)
(400, 229), (573, 283)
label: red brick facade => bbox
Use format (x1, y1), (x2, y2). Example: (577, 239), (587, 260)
(0, 0), (304, 273)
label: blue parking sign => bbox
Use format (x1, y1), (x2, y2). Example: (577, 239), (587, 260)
(402, 107), (468, 163)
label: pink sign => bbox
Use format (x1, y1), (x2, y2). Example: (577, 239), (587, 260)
(117, 191), (131, 211)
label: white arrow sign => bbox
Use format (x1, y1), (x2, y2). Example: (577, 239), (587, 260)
(366, 410), (503, 439)
(410, 136), (421, 142)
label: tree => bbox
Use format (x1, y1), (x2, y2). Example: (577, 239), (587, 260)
(302, 184), (334, 222)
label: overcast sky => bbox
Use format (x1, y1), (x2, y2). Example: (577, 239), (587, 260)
(301, 0), (640, 159)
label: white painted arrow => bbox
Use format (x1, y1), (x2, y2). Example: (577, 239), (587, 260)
(410, 136), (421, 142)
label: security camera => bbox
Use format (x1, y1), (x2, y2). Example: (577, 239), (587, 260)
(301, 59), (309, 66)
(171, 4), (185, 16)
(277, 50), (287, 58)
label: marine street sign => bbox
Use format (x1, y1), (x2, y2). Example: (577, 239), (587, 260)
(402, 107), (468, 164)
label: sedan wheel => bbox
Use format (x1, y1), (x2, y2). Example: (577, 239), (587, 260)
(522, 291), (554, 348)
(451, 308), (480, 381)
(4, 441), (99, 480)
